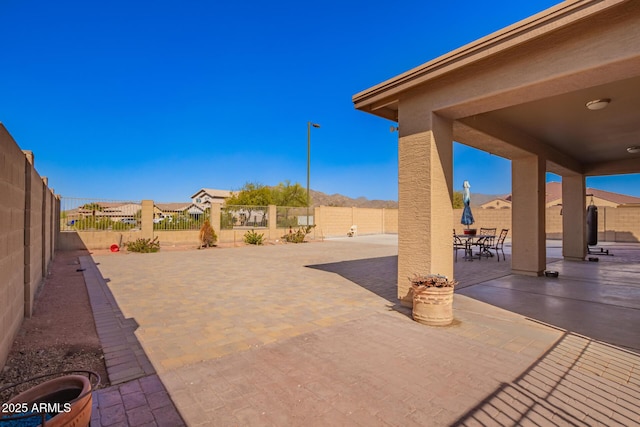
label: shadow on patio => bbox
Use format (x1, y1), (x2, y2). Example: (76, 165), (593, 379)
(306, 256), (398, 304)
(305, 252), (517, 299)
(451, 330), (640, 426)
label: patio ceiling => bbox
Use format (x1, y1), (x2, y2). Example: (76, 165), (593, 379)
(465, 75), (640, 174)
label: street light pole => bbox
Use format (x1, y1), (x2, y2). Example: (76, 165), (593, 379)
(307, 121), (320, 225)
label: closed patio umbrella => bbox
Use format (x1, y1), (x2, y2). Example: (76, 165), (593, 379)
(461, 180), (474, 230)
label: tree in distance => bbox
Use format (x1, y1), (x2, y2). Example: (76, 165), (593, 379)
(226, 180), (309, 207)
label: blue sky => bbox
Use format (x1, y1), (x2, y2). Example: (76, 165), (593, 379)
(2, 0), (639, 202)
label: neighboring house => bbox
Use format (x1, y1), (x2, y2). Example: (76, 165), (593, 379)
(75, 202), (141, 220)
(480, 198), (512, 209)
(481, 182), (640, 209)
(191, 188), (232, 206)
(103, 203), (142, 219)
(545, 181), (640, 208)
(154, 203), (206, 219)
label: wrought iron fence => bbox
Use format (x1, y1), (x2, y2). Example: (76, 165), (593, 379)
(152, 202), (210, 231)
(60, 199), (313, 232)
(221, 205), (268, 229)
(60, 198), (211, 232)
(60, 198), (142, 231)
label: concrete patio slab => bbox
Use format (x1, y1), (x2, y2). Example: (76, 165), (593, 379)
(87, 235), (640, 426)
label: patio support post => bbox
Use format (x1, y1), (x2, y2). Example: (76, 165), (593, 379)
(268, 205), (277, 240)
(397, 110), (454, 307)
(562, 174), (587, 261)
(511, 156), (546, 276)
(210, 203), (221, 237)
(141, 200), (154, 240)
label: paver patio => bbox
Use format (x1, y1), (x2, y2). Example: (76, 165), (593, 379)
(88, 235), (640, 426)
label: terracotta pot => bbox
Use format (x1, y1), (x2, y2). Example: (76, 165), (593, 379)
(6, 373), (94, 427)
(412, 286), (454, 326)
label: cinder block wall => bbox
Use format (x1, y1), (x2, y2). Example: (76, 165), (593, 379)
(315, 206), (398, 238)
(58, 202), (640, 250)
(0, 124), (58, 370)
(315, 206), (354, 237)
(452, 208), (512, 235)
(602, 206), (640, 242)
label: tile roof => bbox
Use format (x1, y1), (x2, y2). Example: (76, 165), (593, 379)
(545, 181), (640, 205)
(190, 188), (232, 199)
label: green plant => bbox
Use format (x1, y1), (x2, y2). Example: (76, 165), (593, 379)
(244, 229), (264, 245)
(124, 237), (160, 253)
(199, 220), (218, 248)
(282, 225), (315, 243)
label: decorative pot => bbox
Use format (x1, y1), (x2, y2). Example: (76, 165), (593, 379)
(412, 286), (454, 326)
(2, 371), (98, 427)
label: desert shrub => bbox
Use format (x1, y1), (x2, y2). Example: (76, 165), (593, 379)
(244, 229), (264, 245)
(199, 220), (218, 248)
(282, 225), (315, 243)
(125, 237), (160, 253)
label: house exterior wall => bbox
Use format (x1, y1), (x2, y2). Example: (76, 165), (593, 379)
(0, 125), (58, 371)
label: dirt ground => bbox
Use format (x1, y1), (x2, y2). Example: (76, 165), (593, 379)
(0, 250), (109, 400)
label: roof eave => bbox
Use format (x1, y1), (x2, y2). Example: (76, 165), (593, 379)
(353, 0), (628, 113)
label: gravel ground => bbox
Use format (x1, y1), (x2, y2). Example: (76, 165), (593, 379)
(0, 251), (109, 402)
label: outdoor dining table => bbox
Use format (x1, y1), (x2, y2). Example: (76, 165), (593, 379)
(456, 234), (495, 261)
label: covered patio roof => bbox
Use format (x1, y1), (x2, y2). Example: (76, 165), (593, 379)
(353, 0), (640, 305)
(353, 0), (640, 177)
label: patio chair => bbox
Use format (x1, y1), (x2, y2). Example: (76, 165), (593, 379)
(453, 229), (466, 262)
(475, 227), (496, 259)
(487, 229), (508, 261)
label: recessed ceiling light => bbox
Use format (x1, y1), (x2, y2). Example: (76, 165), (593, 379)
(586, 98), (611, 110)
(627, 146), (640, 154)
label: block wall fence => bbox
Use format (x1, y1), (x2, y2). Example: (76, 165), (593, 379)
(4, 120), (640, 370)
(58, 204), (400, 249)
(0, 124), (58, 370)
(58, 202), (640, 251)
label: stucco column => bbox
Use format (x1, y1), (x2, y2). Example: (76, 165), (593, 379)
(267, 205), (277, 240)
(562, 175), (586, 261)
(511, 156), (546, 276)
(210, 203), (221, 236)
(397, 112), (454, 307)
(140, 200), (155, 239)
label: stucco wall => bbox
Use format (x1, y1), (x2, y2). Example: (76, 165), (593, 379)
(0, 124), (58, 370)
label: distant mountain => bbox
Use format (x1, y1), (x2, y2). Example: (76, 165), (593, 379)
(310, 190), (398, 208)
(308, 190), (505, 209)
